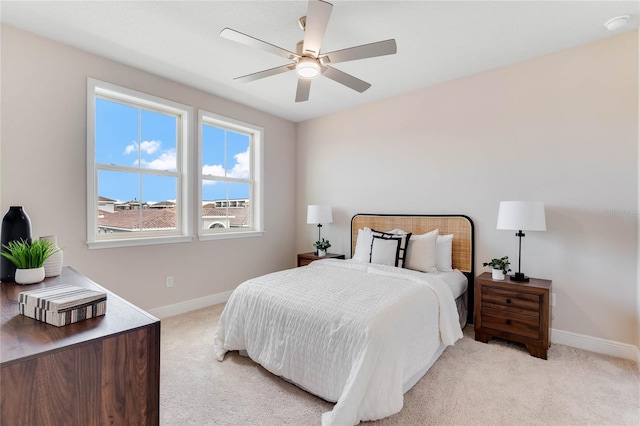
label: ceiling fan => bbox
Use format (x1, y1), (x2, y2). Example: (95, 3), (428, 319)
(220, 0), (397, 102)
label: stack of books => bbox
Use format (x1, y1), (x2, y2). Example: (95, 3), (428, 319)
(18, 284), (107, 327)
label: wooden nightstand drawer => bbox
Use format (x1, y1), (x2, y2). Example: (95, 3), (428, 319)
(297, 252), (345, 267)
(298, 258), (314, 267)
(481, 308), (540, 340)
(481, 287), (541, 315)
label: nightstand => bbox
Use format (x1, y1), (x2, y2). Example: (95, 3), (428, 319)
(297, 252), (345, 267)
(474, 272), (552, 359)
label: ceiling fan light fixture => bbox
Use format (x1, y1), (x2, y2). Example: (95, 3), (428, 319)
(604, 15), (630, 31)
(296, 57), (320, 79)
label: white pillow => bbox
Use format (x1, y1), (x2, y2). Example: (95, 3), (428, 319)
(436, 234), (454, 271)
(369, 236), (401, 266)
(404, 229), (439, 273)
(352, 227), (373, 262)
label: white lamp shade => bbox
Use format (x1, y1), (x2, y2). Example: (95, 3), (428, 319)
(496, 201), (546, 231)
(307, 205), (333, 225)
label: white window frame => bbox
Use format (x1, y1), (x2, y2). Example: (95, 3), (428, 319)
(87, 78), (193, 249)
(198, 109), (264, 241)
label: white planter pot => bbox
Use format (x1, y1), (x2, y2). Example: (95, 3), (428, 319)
(40, 235), (63, 277)
(317, 249), (326, 257)
(15, 267), (45, 285)
(492, 269), (505, 280)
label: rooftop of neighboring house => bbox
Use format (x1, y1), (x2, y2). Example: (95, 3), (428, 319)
(98, 198), (250, 231)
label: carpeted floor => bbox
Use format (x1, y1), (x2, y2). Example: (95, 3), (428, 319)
(160, 304), (639, 425)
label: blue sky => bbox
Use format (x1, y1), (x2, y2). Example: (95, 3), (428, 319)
(95, 98), (250, 204)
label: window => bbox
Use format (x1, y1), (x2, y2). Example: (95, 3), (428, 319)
(87, 79), (192, 248)
(198, 110), (263, 240)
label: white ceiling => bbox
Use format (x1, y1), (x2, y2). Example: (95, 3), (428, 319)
(1, 1), (638, 122)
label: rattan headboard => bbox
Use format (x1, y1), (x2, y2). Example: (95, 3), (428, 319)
(351, 214), (474, 273)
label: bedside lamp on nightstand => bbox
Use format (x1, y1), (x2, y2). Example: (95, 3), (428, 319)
(307, 205), (332, 253)
(497, 201), (546, 282)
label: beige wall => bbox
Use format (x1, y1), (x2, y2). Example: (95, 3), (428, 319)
(0, 25), (297, 310)
(2, 24), (638, 349)
(297, 32), (639, 346)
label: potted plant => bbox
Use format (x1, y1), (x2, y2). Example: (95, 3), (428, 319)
(313, 238), (331, 257)
(1, 239), (59, 284)
(482, 256), (511, 280)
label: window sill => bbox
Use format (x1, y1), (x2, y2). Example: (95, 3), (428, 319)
(87, 235), (194, 250)
(198, 230), (264, 242)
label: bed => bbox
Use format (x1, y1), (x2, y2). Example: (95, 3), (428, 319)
(214, 214), (474, 425)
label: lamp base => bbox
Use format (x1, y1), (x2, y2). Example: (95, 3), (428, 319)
(510, 272), (530, 282)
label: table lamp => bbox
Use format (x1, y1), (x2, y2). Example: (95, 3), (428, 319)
(496, 201), (546, 282)
(307, 205), (332, 252)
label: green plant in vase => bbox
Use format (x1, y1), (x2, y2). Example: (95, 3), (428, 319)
(313, 238), (331, 256)
(1, 239), (59, 284)
(482, 256), (511, 280)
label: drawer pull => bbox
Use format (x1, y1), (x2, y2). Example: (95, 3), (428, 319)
(506, 319), (512, 325)
(506, 298), (512, 304)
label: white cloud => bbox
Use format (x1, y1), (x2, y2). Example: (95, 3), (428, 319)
(141, 140), (161, 154)
(202, 164), (225, 178)
(202, 148), (250, 185)
(124, 140), (162, 156)
(139, 149), (177, 171)
(229, 149), (250, 179)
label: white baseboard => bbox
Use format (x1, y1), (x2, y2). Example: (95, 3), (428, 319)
(147, 290), (232, 319)
(551, 328), (639, 362)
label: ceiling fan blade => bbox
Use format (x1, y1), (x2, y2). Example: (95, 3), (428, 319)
(321, 66), (371, 93)
(220, 28), (299, 61)
(295, 78), (312, 102)
(234, 64), (296, 83)
(322, 39), (397, 65)
(302, 0), (333, 58)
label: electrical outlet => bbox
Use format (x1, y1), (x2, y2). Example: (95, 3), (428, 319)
(166, 276), (174, 288)
(551, 293), (556, 307)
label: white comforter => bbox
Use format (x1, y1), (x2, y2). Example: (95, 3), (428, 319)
(214, 259), (463, 425)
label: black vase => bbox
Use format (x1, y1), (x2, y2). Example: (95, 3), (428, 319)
(1, 206), (32, 283)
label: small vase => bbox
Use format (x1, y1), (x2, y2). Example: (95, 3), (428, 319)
(1, 206), (32, 282)
(317, 249), (326, 257)
(492, 269), (505, 280)
(15, 267), (45, 285)
(40, 235), (63, 277)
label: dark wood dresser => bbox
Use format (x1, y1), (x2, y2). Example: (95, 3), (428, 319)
(474, 272), (551, 359)
(1, 267), (160, 425)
